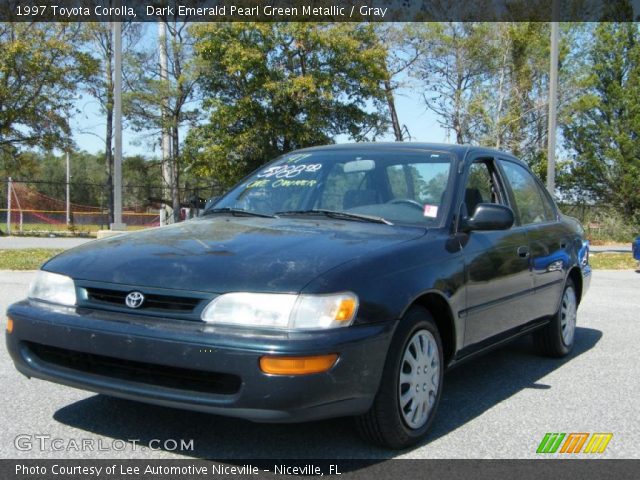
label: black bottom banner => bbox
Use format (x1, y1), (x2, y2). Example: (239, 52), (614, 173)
(2, 459), (639, 480)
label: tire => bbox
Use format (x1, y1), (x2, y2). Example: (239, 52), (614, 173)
(356, 306), (444, 449)
(533, 278), (578, 357)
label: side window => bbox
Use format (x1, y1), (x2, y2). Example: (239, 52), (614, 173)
(463, 160), (505, 216)
(499, 160), (553, 225)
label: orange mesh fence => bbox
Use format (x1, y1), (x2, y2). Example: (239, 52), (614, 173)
(11, 182), (103, 213)
(2, 179), (222, 234)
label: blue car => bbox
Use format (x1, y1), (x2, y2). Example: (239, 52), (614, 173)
(633, 236), (640, 261)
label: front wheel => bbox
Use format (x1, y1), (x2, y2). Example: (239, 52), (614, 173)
(356, 306), (444, 449)
(533, 278), (578, 357)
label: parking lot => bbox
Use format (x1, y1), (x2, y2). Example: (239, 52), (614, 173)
(1, 269), (638, 459)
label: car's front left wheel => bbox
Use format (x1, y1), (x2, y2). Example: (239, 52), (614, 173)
(356, 306), (444, 449)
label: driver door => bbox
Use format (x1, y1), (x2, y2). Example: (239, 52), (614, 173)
(460, 158), (534, 349)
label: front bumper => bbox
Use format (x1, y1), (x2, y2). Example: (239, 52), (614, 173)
(6, 300), (393, 422)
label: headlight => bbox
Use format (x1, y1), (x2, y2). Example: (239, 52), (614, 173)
(28, 271), (76, 306)
(201, 292), (358, 330)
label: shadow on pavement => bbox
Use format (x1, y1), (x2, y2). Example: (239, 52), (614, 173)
(53, 327), (601, 461)
(430, 327), (602, 442)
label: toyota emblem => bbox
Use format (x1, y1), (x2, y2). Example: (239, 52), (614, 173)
(125, 291), (145, 309)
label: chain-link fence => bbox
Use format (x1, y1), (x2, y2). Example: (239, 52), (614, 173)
(1, 179), (223, 236)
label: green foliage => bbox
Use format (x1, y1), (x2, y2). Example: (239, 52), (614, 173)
(409, 22), (579, 178)
(484, 22), (552, 168)
(124, 22), (199, 140)
(2, 20), (639, 231)
(187, 22), (388, 187)
(37, 152), (106, 207)
(560, 203), (639, 244)
(80, 23), (138, 118)
(563, 23), (640, 221)
(4, 151), (163, 211)
(0, 23), (93, 176)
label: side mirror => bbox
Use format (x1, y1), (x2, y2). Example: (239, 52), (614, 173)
(461, 203), (514, 232)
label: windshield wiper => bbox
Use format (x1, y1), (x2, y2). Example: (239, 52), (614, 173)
(275, 209), (392, 225)
(202, 207), (277, 218)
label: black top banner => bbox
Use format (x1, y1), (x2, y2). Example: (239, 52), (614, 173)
(0, 0), (639, 22)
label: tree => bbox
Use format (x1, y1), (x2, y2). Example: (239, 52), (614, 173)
(376, 24), (422, 141)
(125, 20), (199, 222)
(471, 22), (554, 174)
(186, 22), (388, 187)
(80, 22), (143, 224)
(410, 22), (579, 180)
(0, 23), (91, 177)
(563, 23), (640, 220)
(410, 22), (491, 144)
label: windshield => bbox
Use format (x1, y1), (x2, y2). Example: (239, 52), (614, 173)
(210, 149), (455, 226)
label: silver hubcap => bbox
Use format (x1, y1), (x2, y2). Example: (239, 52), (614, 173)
(398, 329), (440, 429)
(560, 286), (577, 346)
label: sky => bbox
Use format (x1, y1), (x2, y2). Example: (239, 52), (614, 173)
(70, 24), (449, 158)
(71, 84), (448, 157)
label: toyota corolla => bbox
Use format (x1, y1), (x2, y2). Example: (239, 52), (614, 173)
(6, 143), (591, 449)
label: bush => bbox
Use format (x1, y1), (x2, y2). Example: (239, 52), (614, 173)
(559, 204), (639, 244)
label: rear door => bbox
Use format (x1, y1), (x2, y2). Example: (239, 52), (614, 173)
(498, 159), (567, 318)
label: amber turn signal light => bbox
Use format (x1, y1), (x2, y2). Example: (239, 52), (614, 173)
(260, 353), (338, 375)
(335, 298), (357, 322)
(6, 317), (14, 334)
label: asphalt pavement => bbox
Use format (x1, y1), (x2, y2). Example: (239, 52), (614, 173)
(0, 270), (638, 459)
(589, 244), (632, 253)
(0, 237), (93, 250)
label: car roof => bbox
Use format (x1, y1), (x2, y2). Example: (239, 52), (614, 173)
(293, 142), (522, 163)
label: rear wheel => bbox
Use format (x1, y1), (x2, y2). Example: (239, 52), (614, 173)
(356, 306), (444, 449)
(533, 278), (577, 357)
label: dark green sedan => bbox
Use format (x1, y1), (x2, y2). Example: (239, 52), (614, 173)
(6, 143), (590, 448)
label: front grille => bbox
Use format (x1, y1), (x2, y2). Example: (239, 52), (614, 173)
(27, 342), (241, 395)
(85, 287), (201, 313)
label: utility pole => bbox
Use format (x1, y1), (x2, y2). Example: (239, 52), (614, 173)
(110, 15), (126, 230)
(546, 4), (559, 196)
(158, 21), (172, 223)
(65, 151), (71, 225)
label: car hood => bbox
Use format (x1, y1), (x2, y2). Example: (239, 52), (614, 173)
(44, 216), (426, 293)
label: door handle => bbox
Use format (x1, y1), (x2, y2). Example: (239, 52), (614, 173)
(517, 246), (530, 258)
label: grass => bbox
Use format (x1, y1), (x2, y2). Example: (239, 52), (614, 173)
(0, 249), (64, 270)
(7, 223), (151, 236)
(589, 252), (638, 270)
